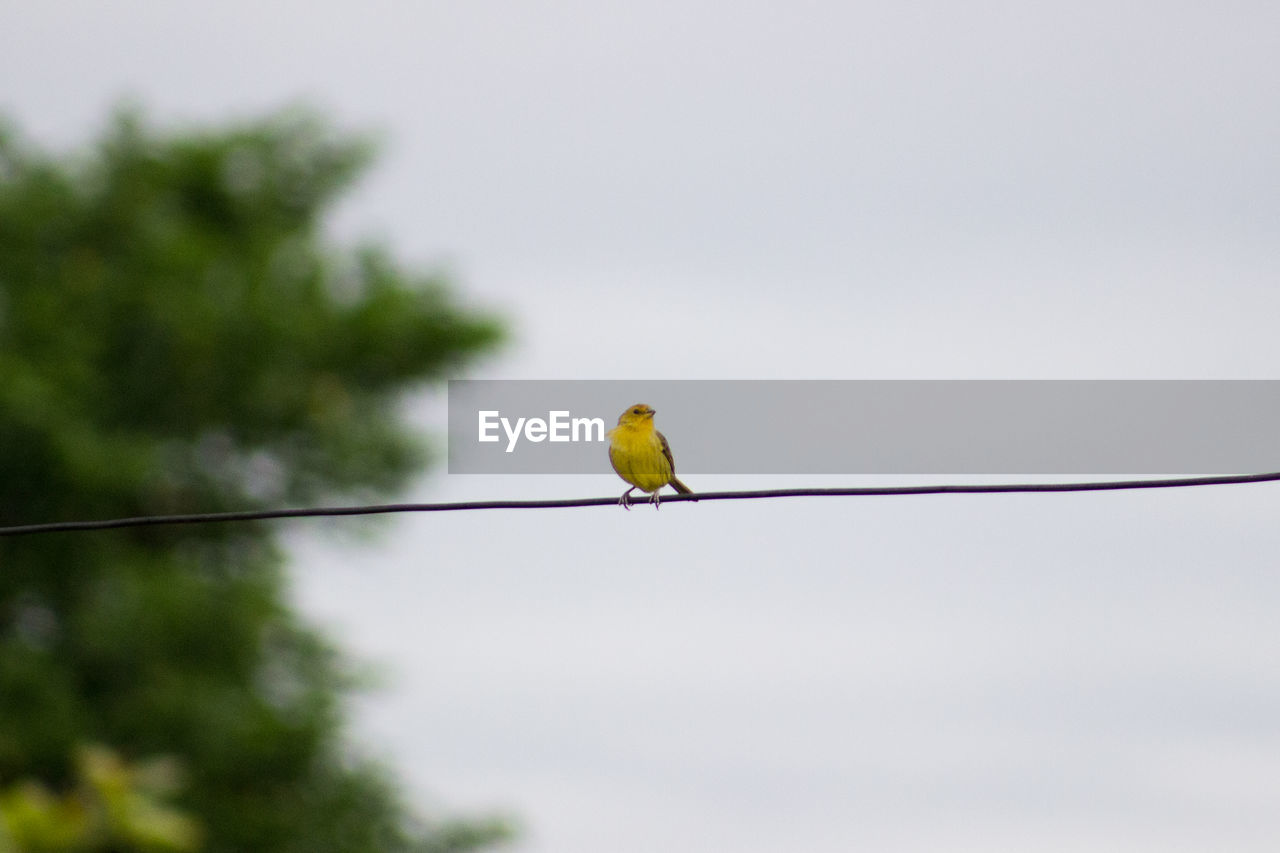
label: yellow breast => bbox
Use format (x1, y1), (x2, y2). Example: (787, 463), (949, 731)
(608, 424), (673, 493)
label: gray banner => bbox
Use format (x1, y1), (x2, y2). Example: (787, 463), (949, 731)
(447, 380), (1280, 474)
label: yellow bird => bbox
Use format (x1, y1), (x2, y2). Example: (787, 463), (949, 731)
(607, 403), (695, 509)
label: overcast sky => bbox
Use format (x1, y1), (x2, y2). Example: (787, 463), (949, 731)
(4, 3), (1280, 851)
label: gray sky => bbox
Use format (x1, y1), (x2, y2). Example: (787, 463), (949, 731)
(5, 3), (1280, 851)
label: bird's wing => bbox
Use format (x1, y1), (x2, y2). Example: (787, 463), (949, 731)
(657, 430), (677, 475)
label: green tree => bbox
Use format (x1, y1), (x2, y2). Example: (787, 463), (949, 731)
(2, 745), (201, 853)
(0, 109), (509, 852)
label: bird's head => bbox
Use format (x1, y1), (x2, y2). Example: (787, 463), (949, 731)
(616, 403), (656, 427)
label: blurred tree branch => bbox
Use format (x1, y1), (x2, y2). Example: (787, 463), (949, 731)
(0, 107), (509, 852)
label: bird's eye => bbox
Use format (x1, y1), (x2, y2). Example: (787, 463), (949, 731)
(632, 408), (641, 414)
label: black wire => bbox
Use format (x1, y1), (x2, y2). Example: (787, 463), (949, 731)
(1, 471), (1277, 537)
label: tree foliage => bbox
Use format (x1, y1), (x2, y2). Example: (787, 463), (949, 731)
(1, 745), (200, 853)
(0, 109), (507, 852)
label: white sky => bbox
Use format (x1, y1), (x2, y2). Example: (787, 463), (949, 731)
(5, 3), (1280, 851)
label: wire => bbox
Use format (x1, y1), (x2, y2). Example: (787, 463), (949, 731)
(1, 471), (1277, 537)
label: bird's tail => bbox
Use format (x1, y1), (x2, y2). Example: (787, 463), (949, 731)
(670, 477), (697, 500)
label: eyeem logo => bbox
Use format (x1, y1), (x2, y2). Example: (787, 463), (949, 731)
(450, 379), (1280, 474)
(478, 410), (606, 452)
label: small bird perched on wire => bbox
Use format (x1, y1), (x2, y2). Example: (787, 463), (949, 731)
(607, 403), (695, 510)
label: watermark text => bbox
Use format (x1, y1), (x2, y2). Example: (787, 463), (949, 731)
(477, 410), (606, 452)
